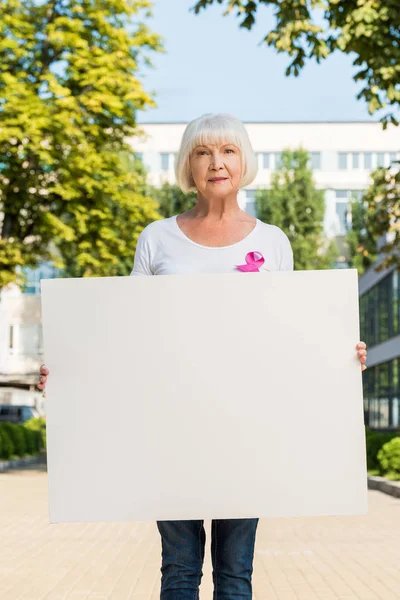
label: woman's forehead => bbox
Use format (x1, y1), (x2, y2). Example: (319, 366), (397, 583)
(192, 139), (240, 149)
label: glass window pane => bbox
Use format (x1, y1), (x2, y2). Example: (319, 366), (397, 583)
(352, 153), (360, 168)
(379, 399), (389, 428)
(393, 269), (399, 336)
(377, 152), (385, 167)
(335, 202), (349, 234)
(392, 358), (399, 396)
(370, 398), (379, 428)
(275, 152), (282, 169)
(263, 153), (270, 169)
(392, 398), (400, 428)
(310, 152), (321, 169)
(335, 190), (348, 199)
(378, 276), (390, 343)
(364, 153), (372, 169)
(161, 153), (169, 170)
(338, 153), (347, 169)
(389, 152), (397, 166)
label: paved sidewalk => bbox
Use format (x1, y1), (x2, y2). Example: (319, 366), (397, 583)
(0, 465), (399, 600)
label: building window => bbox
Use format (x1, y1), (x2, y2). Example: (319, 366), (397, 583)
(262, 153), (270, 169)
(338, 153), (348, 170)
(352, 153), (360, 168)
(364, 153), (373, 169)
(377, 152), (385, 168)
(136, 153), (143, 162)
(9, 326), (14, 351)
(335, 202), (350, 234)
(360, 270), (400, 347)
(362, 358), (400, 429)
(389, 152), (398, 167)
(161, 153), (169, 170)
(275, 152), (282, 169)
(310, 152), (321, 170)
(335, 190), (363, 202)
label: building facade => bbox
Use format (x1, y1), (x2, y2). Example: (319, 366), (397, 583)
(359, 262), (400, 430)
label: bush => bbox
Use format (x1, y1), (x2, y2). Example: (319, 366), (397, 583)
(365, 427), (399, 472)
(0, 426), (14, 460)
(24, 417), (46, 451)
(0, 422), (26, 457)
(378, 438), (400, 478)
(21, 426), (40, 455)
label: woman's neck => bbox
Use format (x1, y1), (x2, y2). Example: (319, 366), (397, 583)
(188, 192), (244, 221)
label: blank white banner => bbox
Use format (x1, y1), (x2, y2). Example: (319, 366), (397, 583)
(41, 269), (368, 523)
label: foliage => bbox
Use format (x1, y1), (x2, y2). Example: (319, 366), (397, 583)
(193, 0), (400, 127)
(347, 166), (400, 274)
(0, 422), (26, 457)
(0, 421), (43, 459)
(21, 426), (40, 454)
(0, 426), (14, 460)
(365, 427), (399, 471)
(24, 417), (47, 451)
(378, 437), (400, 479)
(149, 182), (197, 219)
(255, 148), (337, 270)
(0, 0), (163, 287)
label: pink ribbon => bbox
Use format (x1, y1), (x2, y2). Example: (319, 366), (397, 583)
(236, 251), (265, 272)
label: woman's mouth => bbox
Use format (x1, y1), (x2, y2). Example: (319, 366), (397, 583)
(209, 177), (228, 183)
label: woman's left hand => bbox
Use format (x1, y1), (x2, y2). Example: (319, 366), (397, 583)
(356, 341), (367, 371)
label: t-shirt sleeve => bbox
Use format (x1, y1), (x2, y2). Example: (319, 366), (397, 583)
(130, 227), (154, 276)
(278, 229), (294, 271)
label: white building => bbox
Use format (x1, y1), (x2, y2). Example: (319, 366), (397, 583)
(1, 121), (399, 414)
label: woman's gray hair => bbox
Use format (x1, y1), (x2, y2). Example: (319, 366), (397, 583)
(174, 113), (258, 193)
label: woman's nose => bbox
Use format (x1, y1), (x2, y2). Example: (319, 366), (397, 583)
(210, 153), (224, 169)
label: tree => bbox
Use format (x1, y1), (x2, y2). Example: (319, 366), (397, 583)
(193, 0), (400, 127)
(255, 148), (337, 270)
(149, 182), (197, 219)
(346, 165), (400, 274)
(0, 0), (163, 287)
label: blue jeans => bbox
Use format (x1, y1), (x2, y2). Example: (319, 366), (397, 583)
(157, 518), (259, 599)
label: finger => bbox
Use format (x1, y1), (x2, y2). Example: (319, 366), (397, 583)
(40, 365), (49, 375)
(37, 383), (45, 390)
(357, 349), (367, 357)
(356, 342), (366, 349)
(362, 364), (367, 371)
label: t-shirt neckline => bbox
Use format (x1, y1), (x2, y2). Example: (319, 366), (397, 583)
(173, 215), (260, 250)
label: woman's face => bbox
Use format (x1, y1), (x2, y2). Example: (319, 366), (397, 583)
(189, 142), (242, 197)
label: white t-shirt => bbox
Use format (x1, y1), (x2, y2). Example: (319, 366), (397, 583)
(130, 215), (294, 276)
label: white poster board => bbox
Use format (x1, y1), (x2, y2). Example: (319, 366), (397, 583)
(41, 270), (368, 523)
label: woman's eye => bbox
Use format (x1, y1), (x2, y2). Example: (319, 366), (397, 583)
(225, 148), (234, 153)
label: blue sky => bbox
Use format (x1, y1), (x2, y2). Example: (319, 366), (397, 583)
(136, 0), (380, 123)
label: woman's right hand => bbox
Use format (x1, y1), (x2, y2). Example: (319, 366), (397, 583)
(37, 364), (49, 391)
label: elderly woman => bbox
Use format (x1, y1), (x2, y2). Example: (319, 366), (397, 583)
(38, 113), (367, 600)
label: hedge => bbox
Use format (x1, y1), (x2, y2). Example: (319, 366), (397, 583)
(0, 419), (45, 460)
(365, 427), (400, 472)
